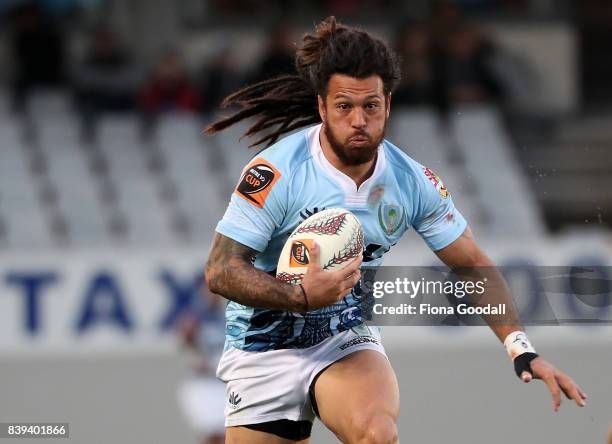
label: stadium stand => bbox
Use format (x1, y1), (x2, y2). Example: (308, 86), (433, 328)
(36, 114), (108, 246)
(207, 118), (258, 196)
(0, 102), (546, 249)
(388, 107), (488, 236)
(0, 88), (10, 116)
(95, 114), (175, 245)
(26, 89), (73, 124)
(0, 4), (601, 250)
(450, 105), (546, 238)
(154, 114), (227, 244)
(0, 116), (51, 248)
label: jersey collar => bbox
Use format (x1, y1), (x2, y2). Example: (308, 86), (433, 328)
(307, 123), (387, 207)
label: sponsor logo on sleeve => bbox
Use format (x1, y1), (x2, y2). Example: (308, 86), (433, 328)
(422, 167), (449, 198)
(235, 158), (281, 208)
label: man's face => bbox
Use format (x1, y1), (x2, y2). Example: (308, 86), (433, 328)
(318, 74), (390, 166)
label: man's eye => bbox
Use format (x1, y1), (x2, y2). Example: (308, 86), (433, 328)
(336, 103), (350, 110)
(366, 103), (379, 109)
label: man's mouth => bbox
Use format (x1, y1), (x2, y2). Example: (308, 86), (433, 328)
(348, 135), (369, 145)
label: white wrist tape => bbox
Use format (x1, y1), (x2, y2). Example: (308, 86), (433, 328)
(504, 331), (536, 360)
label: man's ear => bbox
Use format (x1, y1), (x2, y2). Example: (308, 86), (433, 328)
(317, 95), (326, 122)
(386, 93), (392, 118)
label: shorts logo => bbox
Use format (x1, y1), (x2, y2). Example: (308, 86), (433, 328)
(422, 167), (449, 198)
(339, 335), (379, 350)
(290, 239), (313, 267)
(228, 391), (242, 409)
(235, 158), (281, 208)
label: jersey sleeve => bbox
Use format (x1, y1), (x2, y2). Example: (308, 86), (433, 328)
(411, 166), (467, 251)
(215, 156), (286, 252)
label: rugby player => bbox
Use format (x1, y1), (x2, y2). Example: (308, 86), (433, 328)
(205, 17), (587, 444)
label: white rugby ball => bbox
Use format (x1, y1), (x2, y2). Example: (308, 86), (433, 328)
(276, 208), (364, 284)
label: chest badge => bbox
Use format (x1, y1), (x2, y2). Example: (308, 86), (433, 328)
(378, 203), (405, 236)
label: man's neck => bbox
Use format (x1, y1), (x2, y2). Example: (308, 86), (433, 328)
(319, 130), (378, 189)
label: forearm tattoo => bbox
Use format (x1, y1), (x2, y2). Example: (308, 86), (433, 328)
(205, 234), (305, 311)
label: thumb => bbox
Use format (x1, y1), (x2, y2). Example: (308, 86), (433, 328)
(307, 241), (320, 270)
(521, 371), (533, 383)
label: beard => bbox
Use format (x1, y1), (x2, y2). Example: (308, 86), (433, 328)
(323, 120), (387, 166)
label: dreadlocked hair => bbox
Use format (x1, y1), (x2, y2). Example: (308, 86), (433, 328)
(204, 16), (401, 148)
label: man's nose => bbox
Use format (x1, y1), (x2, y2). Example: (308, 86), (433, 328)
(350, 108), (366, 128)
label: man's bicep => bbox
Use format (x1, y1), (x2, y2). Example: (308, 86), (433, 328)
(208, 233), (259, 265)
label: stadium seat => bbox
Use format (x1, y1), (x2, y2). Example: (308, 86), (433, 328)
(0, 120), (51, 248)
(35, 114), (81, 147)
(44, 147), (109, 245)
(207, 119), (257, 196)
(26, 90), (74, 124)
(155, 115), (228, 242)
(96, 115), (176, 244)
(389, 107), (488, 234)
(450, 106), (545, 238)
(0, 88), (10, 116)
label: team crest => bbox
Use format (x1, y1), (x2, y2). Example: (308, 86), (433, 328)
(378, 203), (405, 236)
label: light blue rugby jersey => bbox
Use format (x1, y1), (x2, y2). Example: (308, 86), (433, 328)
(216, 124), (467, 351)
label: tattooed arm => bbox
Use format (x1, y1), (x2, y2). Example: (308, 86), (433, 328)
(205, 233), (361, 312)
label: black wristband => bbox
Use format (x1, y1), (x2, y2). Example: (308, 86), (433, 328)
(513, 352), (539, 378)
(298, 283), (309, 313)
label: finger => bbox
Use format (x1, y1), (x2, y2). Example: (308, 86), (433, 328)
(330, 255), (362, 280)
(559, 377), (586, 407)
(349, 270), (361, 286)
(347, 269), (361, 281)
(338, 270), (361, 294)
(307, 242), (320, 270)
(556, 374), (577, 400)
(557, 375), (572, 399)
(542, 375), (561, 412)
(569, 387), (586, 407)
(578, 387), (588, 400)
(345, 254), (363, 273)
(521, 371), (532, 383)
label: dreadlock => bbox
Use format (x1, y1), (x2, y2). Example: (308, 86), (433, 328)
(204, 16), (401, 148)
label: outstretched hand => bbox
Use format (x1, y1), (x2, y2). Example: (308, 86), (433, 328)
(521, 357), (587, 412)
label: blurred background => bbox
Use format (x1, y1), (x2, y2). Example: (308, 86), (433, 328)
(0, 0), (611, 443)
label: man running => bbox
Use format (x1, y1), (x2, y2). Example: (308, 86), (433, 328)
(205, 17), (587, 444)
